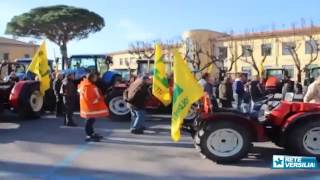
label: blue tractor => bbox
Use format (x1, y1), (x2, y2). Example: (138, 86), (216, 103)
(63, 54), (131, 119)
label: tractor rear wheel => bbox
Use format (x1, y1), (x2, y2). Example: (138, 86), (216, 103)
(18, 84), (43, 118)
(195, 121), (252, 164)
(106, 91), (130, 121)
(287, 120), (320, 157)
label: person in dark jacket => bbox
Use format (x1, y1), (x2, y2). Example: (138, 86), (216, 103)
(282, 75), (295, 99)
(204, 76), (219, 110)
(219, 77), (233, 108)
(234, 74), (246, 110)
(61, 73), (77, 127)
(124, 76), (149, 134)
(249, 75), (265, 102)
(53, 72), (64, 117)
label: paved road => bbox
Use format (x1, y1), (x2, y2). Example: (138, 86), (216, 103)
(0, 111), (319, 180)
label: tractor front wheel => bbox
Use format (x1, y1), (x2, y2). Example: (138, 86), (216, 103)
(195, 121), (252, 164)
(287, 120), (320, 157)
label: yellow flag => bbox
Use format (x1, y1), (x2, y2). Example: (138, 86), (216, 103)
(171, 49), (204, 142)
(27, 41), (50, 95)
(152, 44), (171, 106)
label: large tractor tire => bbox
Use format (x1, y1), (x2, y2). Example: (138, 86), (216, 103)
(287, 120), (320, 158)
(106, 90), (130, 121)
(194, 121), (252, 164)
(18, 84), (43, 119)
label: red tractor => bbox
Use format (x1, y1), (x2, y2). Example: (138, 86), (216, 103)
(192, 94), (320, 164)
(0, 62), (44, 118)
(264, 68), (289, 93)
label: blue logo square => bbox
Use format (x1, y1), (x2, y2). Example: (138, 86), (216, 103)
(272, 155), (318, 169)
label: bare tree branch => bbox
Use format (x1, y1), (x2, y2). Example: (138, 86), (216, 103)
(128, 41), (155, 59)
(284, 25), (319, 83)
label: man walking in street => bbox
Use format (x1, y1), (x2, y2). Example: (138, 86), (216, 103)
(61, 72), (78, 127)
(53, 72), (64, 117)
(124, 76), (149, 134)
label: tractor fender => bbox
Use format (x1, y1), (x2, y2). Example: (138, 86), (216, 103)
(281, 111), (320, 133)
(201, 111), (266, 142)
(9, 80), (39, 110)
(106, 84), (127, 96)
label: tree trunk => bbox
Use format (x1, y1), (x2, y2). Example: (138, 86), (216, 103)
(60, 41), (68, 70)
(297, 70), (302, 83)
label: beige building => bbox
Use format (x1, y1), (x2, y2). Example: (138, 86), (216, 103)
(109, 29), (226, 77)
(109, 27), (320, 81)
(0, 37), (38, 62)
(109, 50), (139, 70)
(217, 27), (320, 81)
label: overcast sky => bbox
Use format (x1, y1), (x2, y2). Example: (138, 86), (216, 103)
(1, 0), (320, 58)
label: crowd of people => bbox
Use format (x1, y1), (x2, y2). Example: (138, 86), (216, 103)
(198, 72), (305, 111)
(48, 69), (320, 142)
(52, 72), (150, 142)
(53, 72), (109, 142)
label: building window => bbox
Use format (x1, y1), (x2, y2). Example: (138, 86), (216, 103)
(24, 54), (30, 58)
(119, 58), (123, 65)
(3, 53), (9, 61)
(305, 40), (319, 54)
(242, 45), (252, 57)
(282, 42), (296, 55)
(261, 43), (272, 56)
(218, 47), (228, 59)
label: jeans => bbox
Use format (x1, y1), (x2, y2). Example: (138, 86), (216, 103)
(85, 118), (96, 136)
(130, 109), (145, 130)
(63, 101), (74, 125)
(237, 95), (243, 110)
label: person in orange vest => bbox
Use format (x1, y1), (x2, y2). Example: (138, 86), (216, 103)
(78, 72), (109, 142)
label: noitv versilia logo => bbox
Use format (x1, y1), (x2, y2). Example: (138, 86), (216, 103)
(272, 155), (318, 169)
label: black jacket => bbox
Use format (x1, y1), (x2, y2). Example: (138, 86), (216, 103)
(61, 78), (77, 104)
(250, 80), (264, 101)
(219, 81), (233, 102)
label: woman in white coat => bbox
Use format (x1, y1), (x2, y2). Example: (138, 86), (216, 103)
(304, 77), (320, 103)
